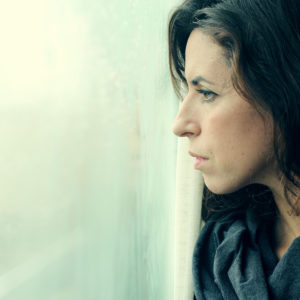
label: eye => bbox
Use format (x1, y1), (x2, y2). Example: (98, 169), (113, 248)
(197, 89), (217, 102)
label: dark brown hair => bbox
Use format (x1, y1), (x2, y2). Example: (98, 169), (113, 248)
(168, 0), (300, 220)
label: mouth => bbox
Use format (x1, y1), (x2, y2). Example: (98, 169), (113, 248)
(189, 151), (208, 169)
(194, 156), (208, 169)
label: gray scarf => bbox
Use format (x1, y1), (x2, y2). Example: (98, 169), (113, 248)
(192, 209), (300, 299)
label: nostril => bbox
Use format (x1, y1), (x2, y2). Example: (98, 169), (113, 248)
(181, 132), (193, 138)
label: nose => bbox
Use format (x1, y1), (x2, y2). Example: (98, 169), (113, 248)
(172, 99), (201, 138)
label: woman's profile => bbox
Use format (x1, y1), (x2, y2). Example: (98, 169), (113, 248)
(168, 0), (300, 298)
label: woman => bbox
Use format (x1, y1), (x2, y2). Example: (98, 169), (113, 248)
(168, 0), (300, 299)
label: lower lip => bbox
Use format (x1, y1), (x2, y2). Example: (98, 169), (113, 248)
(194, 157), (208, 169)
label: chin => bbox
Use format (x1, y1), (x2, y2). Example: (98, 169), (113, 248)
(203, 176), (248, 195)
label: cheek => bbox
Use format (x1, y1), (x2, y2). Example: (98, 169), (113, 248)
(201, 96), (275, 194)
(207, 107), (273, 166)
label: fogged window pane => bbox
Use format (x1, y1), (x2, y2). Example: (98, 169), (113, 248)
(0, 0), (179, 299)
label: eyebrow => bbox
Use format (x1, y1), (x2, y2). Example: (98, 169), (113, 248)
(190, 76), (214, 86)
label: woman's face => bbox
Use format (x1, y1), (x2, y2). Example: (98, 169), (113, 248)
(172, 29), (276, 194)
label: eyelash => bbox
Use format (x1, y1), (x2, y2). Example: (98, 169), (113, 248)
(196, 89), (218, 102)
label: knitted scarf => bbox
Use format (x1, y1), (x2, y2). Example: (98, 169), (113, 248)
(192, 209), (300, 299)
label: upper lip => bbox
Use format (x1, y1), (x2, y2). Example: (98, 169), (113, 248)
(188, 151), (208, 159)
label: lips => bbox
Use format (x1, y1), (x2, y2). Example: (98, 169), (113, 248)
(194, 156), (208, 169)
(189, 151), (209, 169)
(188, 151), (208, 159)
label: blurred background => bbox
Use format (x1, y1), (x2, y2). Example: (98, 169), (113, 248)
(0, 0), (181, 299)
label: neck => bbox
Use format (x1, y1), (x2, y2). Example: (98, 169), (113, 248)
(267, 177), (300, 257)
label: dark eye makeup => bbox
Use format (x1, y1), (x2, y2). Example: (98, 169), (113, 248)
(197, 89), (218, 102)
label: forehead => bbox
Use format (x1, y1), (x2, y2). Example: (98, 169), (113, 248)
(185, 29), (231, 87)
